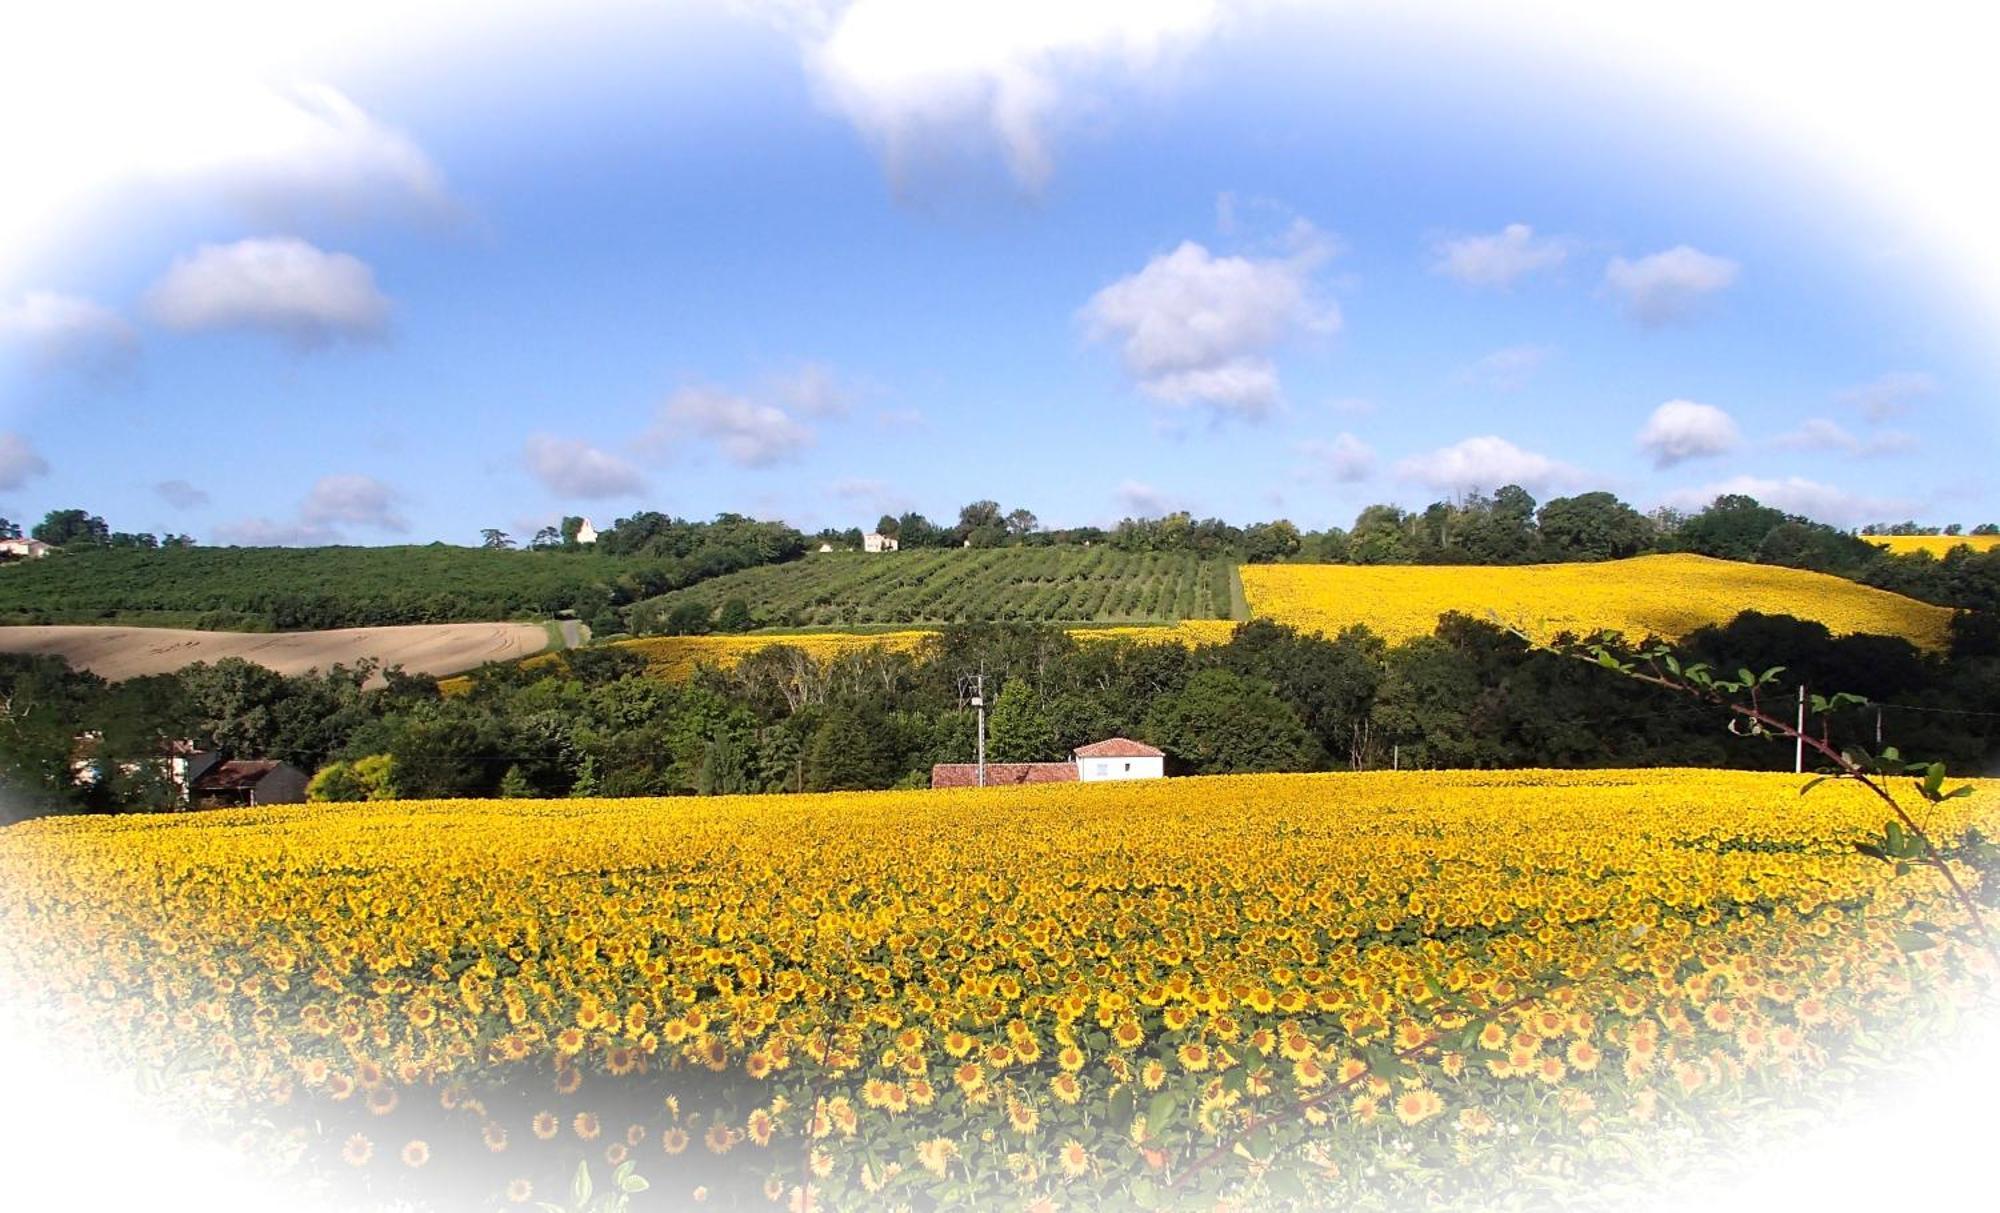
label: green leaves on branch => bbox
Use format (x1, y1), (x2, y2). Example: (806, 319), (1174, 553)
(538, 1160), (647, 1213)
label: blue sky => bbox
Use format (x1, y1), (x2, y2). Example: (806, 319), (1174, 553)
(2, 2), (1995, 546)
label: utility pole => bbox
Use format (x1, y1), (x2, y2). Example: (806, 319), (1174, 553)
(1795, 684), (1806, 775)
(1876, 704), (1884, 749)
(972, 673), (987, 788)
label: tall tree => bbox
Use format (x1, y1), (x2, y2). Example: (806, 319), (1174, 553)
(987, 680), (1059, 761)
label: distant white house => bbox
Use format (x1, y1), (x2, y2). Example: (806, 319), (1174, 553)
(817, 542), (836, 553)
(864, 531), (899, 553)
(931, 737), (1166, 788)
(0, 538), (53, 560)
(574, 518), (599, 545)
(1072, 738), (1166, 781)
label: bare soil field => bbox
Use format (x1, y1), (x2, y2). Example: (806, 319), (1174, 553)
(0, 623), (553, 682)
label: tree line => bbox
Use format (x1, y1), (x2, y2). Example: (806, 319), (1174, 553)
(8, 602), (1999, 820)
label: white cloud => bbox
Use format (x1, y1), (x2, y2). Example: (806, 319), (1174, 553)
(828, 477), (912, 516)
(1837, 370), (1938, 421)
(770, 361), (859, 419)
(651, 385), (814, 467)
(1396, 435), (1586, 495)
(1081, 235), (1336, 420)
(211, 517), (342, 547)
(145, 237), (390, 347)
(1604, 245), (1740, 323)
(192, 81), (454, 222)
(1115, 480), (1183, 517)
(1636, 399), (1739, 468)
(1295, 433), (1375, 483)
(1659, 475), (1913, 527)
(300, 473), (407, 532)
(154, 479), (210, 510)
(0, 291), (137, 375)
(794, 0), (1226, 189)
(1431, 223), (1568, 287)
(523, 435), (647, 499)
(1773, 417), (1918, 457)
(0, 432), (50, 491)
(1461, 344), (1552, 391)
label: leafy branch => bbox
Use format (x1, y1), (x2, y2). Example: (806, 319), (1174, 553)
(1545, 629), (1996, 963)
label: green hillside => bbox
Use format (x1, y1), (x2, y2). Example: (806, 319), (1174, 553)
(627, 548), (1236, 632)
(0, 546), (661, 631)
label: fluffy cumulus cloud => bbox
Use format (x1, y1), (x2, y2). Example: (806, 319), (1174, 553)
(7, 59), (450, 237)
(1837, 370), (1938, 421)
(1431, 223), (1569, 287)
(653, 386), (814, 467)
(523, 435), (647, 499)
(299, 473), (407, 532)
(770, 361), (858, 419)
(211, 472), (408, 544)
(210, 517), (342, 547)
(828, 477), (912, 516)
(795, 0), (1226, 189)
(0, 432), (50, 491)
(145, 237), (391, 347)
(1081, 235), (1337, 420)
(1294, 433), (1375, 483)
(153, 479), (210, 510)
(1604, 245), (1739, 324)
(1396, 435), (1585, 495)
(0, 291), (138, 375)
(1773, 417), (1918, 457)
(1636, 399), (1739, 468)
(1660, 475), (1912, 528)
(1461, 344), (1552, 391)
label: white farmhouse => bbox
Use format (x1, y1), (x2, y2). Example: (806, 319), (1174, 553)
(574, 518), (599, 545)
(0, 538), (53, 560)
(1072, 738), (1165, 781)
(864, 531), (900, 552)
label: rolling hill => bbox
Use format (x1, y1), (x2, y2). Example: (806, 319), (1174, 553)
(0, 545), (668, 631)
(0, 622), (556, 682)
(1865, 534), (2000, 558)
(625, 548), (1237, 632)
(1240, 552), (1955, 649)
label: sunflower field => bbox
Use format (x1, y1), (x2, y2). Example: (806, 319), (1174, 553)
(1865, 534), (2000, 558)
(1240, 553), (1954, 650)
(440, 624), (1237, 695)
(0, 769), (1994, 1211)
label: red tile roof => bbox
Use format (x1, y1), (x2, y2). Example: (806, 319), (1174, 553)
(930, 762), (1078, 789)
(193, 759), (287, 791)
(1071, 737), (1164, 759)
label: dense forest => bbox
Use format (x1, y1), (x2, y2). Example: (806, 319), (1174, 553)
(9, 598), (1999, 821)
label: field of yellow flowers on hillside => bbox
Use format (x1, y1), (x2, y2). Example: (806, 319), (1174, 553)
(1, 769), (1994, 1210)
(1240, 553), (1954, 649)
(1866, 534), (2000, 558)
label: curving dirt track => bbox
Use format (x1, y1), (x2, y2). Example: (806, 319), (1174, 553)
(0, 623), (554, 683)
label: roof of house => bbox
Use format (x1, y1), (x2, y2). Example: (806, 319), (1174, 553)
(1072, 737), (1165, 759)
(193, 759), (292, 791)
(931, 762), (1078, 789)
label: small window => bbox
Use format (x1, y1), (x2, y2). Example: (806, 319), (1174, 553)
(1123, 762), (1131, 771)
